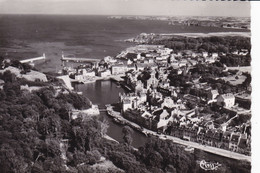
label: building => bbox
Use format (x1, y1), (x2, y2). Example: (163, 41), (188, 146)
(161, 97), (175, 108)
(207, 90), (219, 101)
(157, 47), (173, 56)
(217, 93), (235, 108)
(154, 109), (173, 130)
(211, 53), (218, 59)
(104, 56), (117, 63)
(202, 52), (208, 58)
(145, 71), (159, 89)
(127, 64), (136, 71)
(122, 99), (132, 112)
(77, 69), (95, 77)
(111, 64), (127, 75)
(98, 70), (111, 77)
(229, 133), (240, 151)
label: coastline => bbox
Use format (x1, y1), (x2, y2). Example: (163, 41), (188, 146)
(159, 32), (251, 38)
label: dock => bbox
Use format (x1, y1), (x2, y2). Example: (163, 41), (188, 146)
(20, 53), (46, 63)
(61, 54), (100, 63)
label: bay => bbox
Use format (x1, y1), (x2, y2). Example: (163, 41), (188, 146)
(0, 14), (248, 73)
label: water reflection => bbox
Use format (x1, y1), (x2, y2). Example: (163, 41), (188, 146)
(75, 80), (147, 147)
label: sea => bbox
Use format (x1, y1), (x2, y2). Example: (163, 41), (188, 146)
(0, 14), (248, 73)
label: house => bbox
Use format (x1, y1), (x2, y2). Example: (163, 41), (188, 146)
(134, 80), (144, 93)
(161, 97), (175, 108)
(139, 92), (147, 103)
(84, 70), (96, 77)
(122, 99), (132, 112)
(98, 70), (111, 77)
(205, 57), (216, 64)
(155, 109), (173, 130)
(191, 52), (199, 58)
(104, 56), (117, 63)
(217, 93), (235, 108)
(127, 64), (136, 71)
(197, 128), (206, 144)
(207, 90), (219, 101)
(239, 49), (249, 56)
(202, 52), (208, 58)
(232, 50), (239, 55)
(211, 53), (218, 59)
(75, 74), (85, 82)
(178, 60), (187, 67)
(205, 121), (215, 130)
(237, 134), (248, 154)
(141, 111), (153, 119)
(157, 47), (173, 56)
(229, 133), (240, 151)
(111, 64), (127, 75)
(222, 131), (231, 149)
(212, 131), (222, 148)
(136, 63), (146, 71)
(148, 58), (155, 64)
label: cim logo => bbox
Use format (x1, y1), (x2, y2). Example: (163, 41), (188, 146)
(199, 160), (222, 171)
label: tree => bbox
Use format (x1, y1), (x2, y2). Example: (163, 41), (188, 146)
(2, 70), (16, 83)
(100, 119), (109, 137)
(122, 126), (133, 145)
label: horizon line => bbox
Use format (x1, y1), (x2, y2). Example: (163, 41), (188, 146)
(0, 13), (251, 18)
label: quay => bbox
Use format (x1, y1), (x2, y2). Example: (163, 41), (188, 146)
(105, 104), (251, 162)
(61, 54), (100, 63)
(20, 53), (46, 63)
(71, 74), (125, 85)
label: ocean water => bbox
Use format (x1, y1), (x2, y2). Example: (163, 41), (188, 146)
(0, 14), (248, 72)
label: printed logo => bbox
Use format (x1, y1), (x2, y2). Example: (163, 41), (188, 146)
(199, 160), (222, 171)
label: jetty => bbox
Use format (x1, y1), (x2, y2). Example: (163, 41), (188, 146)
(61, 53), (99, 63)
(20, 53), (46, 63)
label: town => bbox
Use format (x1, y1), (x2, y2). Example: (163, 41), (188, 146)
(59, 36), (251, 157)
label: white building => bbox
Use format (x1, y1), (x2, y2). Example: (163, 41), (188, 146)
(122, 99), (132, 112)
(207, 90), (219, 101)
(202, 52), (208, 58)
(217, 93), (235, 108)
(157, 109), (173, 129)
(157, 48), (173, 56)
(111, 64), (127, 75)
(161, 97), (175, 108)
(98, 70), (111, 77)
(211, 53), (218, 59)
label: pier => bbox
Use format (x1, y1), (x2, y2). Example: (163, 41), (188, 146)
(20, 53), (46, 63)
(61, 53), (100, 63)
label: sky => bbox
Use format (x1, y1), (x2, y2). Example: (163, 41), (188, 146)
(0, 0), (250, 17)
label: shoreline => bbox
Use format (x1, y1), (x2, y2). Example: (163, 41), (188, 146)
(159, 32), (251, 38)
(71, 74), (125, 85)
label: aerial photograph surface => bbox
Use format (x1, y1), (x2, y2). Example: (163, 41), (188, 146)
(0, 0), (253, 172)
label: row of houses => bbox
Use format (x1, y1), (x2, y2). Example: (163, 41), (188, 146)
(170, 126), (251, 155)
